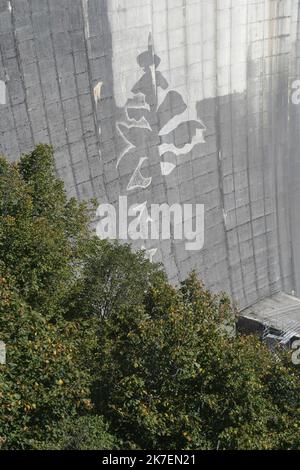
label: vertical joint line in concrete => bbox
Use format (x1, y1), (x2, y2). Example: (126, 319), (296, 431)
(45, 0), (80, 200)
(214, 0), (237, 302)
(243, 0), (260, 299)
(79, 0), (110, 202)
(27, 0), (53, 150)
(9, 0), (35, 150)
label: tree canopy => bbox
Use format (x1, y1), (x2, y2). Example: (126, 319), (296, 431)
(1, 145), (300, 450)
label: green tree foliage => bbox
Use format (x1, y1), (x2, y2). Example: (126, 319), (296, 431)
(67, 238), (166, 320)
(0, 146), (99, 449)
(0, 271), (94, 449)
(1, 145), (300, 450)
(0, 145), (90, 314)
(31, 416), (119, 450)
(94, 274), (300, 450)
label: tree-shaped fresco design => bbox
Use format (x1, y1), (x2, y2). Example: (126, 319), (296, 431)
(116, 33), (206, 191)
(113, 34), (206, 261)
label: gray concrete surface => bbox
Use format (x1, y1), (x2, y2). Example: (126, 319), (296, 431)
(0, 0), (299, 310)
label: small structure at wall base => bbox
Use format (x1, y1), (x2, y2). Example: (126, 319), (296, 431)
(237, 292), (300, 349)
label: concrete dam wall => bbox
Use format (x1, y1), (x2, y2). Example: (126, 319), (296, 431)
(0, 0), (300, 310)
